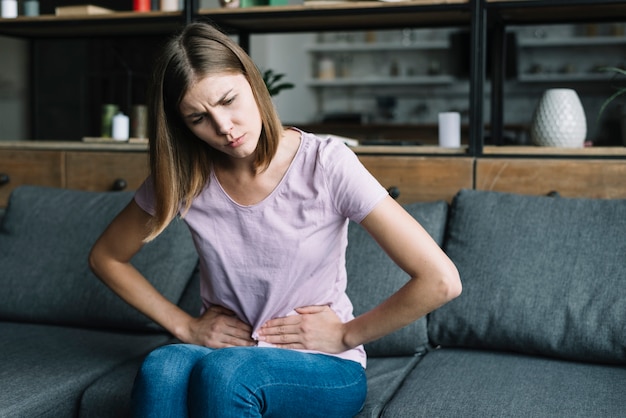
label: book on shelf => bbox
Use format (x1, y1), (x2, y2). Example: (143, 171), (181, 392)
(55, 5), (114, 16)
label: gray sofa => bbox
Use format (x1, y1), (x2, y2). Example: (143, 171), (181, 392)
(0, 185), (624, 417)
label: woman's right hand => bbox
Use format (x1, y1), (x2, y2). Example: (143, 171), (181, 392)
(187, 305), (255, 348)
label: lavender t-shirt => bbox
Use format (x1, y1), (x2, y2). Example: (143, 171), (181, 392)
(135, 130), (388, 367)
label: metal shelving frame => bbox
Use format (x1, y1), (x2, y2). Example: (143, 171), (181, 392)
(0, 0), (624, 158)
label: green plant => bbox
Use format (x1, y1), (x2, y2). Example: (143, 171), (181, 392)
(599, 66), (626, 117)
(261, 68), (294, 97)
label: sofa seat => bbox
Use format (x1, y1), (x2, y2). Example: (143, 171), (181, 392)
(356, 355), (423, 417)
(0, 322), (168, 418)
(383, 348), (626, 417)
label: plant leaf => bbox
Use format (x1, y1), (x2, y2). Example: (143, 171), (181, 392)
(599, 87), (626, 118)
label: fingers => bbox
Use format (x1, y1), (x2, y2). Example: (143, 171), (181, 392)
(257, 306), (348, 353)
(192, 306), (255, 348)
(207, 304), (237, 316)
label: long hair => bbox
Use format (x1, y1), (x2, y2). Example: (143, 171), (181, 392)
(145, 21), (283, 241)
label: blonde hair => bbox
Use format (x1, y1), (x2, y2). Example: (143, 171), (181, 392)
(145, 21), (283, 241)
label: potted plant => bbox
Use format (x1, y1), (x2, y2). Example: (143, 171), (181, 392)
(261, 68), (294, 97)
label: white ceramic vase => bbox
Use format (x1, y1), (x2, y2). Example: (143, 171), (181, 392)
(530, 88), (587, 148)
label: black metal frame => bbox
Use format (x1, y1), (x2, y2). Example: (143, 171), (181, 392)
(3, 0), (626, 156)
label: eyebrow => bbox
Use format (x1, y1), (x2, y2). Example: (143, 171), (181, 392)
(182, 88), (233, 120)
(210, 89), (233, 107)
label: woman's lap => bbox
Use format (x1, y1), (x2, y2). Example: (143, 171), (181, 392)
(132, 344), (366, 418)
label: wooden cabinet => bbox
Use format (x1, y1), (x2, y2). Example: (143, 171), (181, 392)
(65, 151), (148, 192)
(3, 143), (626, 209)
(360, 155), (473, 203)
(0, 143), (150, 207)
(0, 150), (64, 206)
(0, 143), (473, 207)
(475, 158), (626, 199)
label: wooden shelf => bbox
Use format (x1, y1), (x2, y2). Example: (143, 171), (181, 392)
(199, 2), (471, 34)
(482, 145), (626, 156)
(0, 11), (184, 38)
(0, 141), (148, 152)
(486, 0), (626, 25)
(352, 145), (468, 155)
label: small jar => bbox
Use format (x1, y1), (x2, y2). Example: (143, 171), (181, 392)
(1, 0), (18, 18)
(22, 0), (39, 16)
(112, 112), (130, 141)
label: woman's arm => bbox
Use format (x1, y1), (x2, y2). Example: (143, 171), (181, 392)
(258, 195), (461, 353)
(89, 199), (254, 348)
(341, 195), (461, 349)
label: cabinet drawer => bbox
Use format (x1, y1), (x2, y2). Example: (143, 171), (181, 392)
(66, 151), (149, 192)
(359, 156), (474, 203)
(476, 158), (626, 198)
(0, 150), (64, 207)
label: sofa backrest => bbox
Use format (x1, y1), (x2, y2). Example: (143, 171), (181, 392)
(429, 189), (626, 364)
(0, 186), (199, 332)
(346, 200), (449, 357)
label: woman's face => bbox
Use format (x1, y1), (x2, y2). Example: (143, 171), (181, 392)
(179, 72), (263, 161)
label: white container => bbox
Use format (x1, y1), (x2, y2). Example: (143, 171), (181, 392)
(438, 112), (461, 148)
(1, 0), (18, 18)
(318, 57), (336, 80)
(530, 89), (587, 148)
(160, 0), (179, 11)
(112, 112), (130, 141)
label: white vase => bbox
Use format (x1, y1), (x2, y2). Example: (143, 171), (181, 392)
(530, 88), (587, 147)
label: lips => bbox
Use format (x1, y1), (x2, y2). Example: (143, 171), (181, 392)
(227, 134), (245, 148)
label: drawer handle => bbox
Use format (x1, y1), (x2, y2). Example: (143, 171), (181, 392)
(111, 178), (128, 191)
(387, 186), (400, 200)
(0, 173), (9, 186)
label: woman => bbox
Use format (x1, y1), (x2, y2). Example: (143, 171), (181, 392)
(89, 21), (461, 418)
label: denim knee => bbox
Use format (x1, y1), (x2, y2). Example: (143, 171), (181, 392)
(132, 344), (213, 418)
(138, 344), (207, 382)
(188, 347), (263, 417)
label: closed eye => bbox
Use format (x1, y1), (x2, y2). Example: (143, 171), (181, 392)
(191, 114), (205, 125)
(221, 95), (236, 106)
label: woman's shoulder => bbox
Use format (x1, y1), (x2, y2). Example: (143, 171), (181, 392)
(292, 128), (355, 160)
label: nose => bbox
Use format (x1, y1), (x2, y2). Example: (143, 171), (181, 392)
(213, 112), (233, 136)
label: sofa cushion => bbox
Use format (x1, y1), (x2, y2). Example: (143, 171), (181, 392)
(382, 348), (626, 417)
(0, 186), (198, 331)
(429, 189), (626, 363)
(79, 355), (146, 418)
(0, 321), (168, 418)
(346, 201), (448, 357)
(356, 355), (422, 417)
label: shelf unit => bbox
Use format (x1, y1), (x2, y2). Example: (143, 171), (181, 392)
(485, 0), (626, 155)
(0, 0), (625, 158)
(304, 35), (459, 93)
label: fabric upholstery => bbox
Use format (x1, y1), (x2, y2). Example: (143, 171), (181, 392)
(356, 355), (422, 417)
(346, 201), (448, 357)
(430, 189), (626, 363)
(177, 266), (202, 316)
(79, 355), (146, 418)
(0, 321), (168, 418)
(382, 348), (626, 417)
(0, 186), (198, 331)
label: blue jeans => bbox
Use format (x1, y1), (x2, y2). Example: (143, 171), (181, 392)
(131, 344), (367, 418)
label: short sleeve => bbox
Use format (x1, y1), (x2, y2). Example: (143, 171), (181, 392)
(319, 138), (388, 223)
(134, 175), (157, 216)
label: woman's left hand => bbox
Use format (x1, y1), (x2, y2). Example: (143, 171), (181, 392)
(257, 305), (349, 354)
